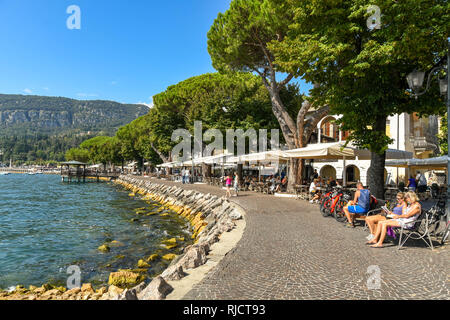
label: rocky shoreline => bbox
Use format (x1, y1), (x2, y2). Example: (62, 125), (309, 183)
(0, 175), (243, 300)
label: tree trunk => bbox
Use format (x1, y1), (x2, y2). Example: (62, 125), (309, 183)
(258, 75), (329, 193)
(202, 163), (211, 179)
(367, 152), (386, 199)
(367, 115), (387, 199)
(237, 163), (243, 182)
(287, 159), (299, 192)
(298, 159), (305, 184)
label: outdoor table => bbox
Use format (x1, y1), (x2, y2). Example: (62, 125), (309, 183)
(294, 184), (309, 200)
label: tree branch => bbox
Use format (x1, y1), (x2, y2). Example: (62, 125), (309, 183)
(150, 142), (168, 163)
(302, 105), (330, 144)
(296, 100), (313, 147)
(279, 74), (294, 87)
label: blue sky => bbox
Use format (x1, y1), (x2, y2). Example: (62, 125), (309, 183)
(0, 0), (312, 106)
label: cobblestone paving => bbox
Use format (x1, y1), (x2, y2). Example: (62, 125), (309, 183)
(140, 178), (450, 300)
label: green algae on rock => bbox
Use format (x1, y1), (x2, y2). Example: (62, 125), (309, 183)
(98, 244), (111, 252)
(108, 270), (146, 288)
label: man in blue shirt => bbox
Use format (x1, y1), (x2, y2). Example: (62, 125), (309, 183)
(343, 182), (371, 228)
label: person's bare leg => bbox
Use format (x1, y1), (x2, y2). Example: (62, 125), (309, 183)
(371, 220), (401, 247)
(370, 223), (388, 247)
(367, 216), (384, 235)
(344, 206), (353, 223)
(366, 216), (376, 234)
(368, 221), (383, 244)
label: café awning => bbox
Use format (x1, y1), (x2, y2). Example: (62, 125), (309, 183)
(386, 156), (449, 170)
(355, 149), (413, 160)
(237, 150), (290, 163)
(157, 161), (182, 168)
(284, 142), (355, 159)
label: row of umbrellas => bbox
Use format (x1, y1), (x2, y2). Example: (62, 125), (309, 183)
(156, 142), (414, 168)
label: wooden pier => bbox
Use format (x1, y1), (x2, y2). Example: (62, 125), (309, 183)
(0, 168), (35, 174)
(60, 161), (120, 183)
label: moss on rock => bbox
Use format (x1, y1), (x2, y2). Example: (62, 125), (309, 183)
(137, 259), (150, 268)
(162, 254), (177, 261)
(98, 244), (110, 253)
(146, 254), (159, 262)
(108, 270), (146, 288)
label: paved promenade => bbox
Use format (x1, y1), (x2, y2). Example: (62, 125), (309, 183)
(142, 178), (449, 300)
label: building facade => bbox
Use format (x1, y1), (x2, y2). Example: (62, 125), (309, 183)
(308, 113), (441, 186)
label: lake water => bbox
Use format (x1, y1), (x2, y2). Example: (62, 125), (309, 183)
(0, 174), (192, 290)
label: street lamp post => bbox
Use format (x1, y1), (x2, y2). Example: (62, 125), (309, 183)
(406, 38), (449, 221)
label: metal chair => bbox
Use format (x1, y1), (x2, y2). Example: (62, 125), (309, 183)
(397, 209), (434, 250)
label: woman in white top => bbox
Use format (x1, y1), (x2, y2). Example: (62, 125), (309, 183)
(309, 179), (320, 203)
(367, 191), (421, 248)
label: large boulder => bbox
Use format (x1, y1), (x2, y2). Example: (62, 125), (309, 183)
(138, 276), (173, 300)
(108, 270), (146, 288)
(81, 283), (94, 294)
(160, 264), (185, 281)
(228, 208), (243, 220)
(177, 245), (207, 270)
(115, 288), (138, 300)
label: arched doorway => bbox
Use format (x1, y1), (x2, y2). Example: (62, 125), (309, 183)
(345, 165), (360, 184)
(320, 165), (336, 180)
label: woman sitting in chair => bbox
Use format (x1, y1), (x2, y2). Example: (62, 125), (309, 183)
(367, 191), (421, 248)
(365, 192), (406, 242)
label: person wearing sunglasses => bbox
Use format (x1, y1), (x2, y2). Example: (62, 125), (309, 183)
(365, 192), (406, 242)
(367, 192), (421, 248)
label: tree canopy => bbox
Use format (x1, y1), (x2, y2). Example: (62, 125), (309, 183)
(70, 72), (296, 168)
(266, 0), (448, 196)
(207, 0), (330, 188)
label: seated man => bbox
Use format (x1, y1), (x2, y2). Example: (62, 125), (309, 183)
(365, 192), (406, 241)
(343, 182), (371, 228)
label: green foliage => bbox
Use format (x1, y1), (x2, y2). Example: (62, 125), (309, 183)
(147, 72), (300, 156)
(270, 0), (448, 154)
(0, 132), (95, 164)
(82, 72), (297, 167)
(65, 148), (90, 163)
(207, 0), (295, 76)
(78, 136), (125, 165)
(0, 94), (148, 164)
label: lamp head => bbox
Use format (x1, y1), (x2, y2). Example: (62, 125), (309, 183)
(406, 70), (426, 93)
(439, 77), (448, 96)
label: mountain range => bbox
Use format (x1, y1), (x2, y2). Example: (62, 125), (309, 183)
(0, 94), (149, 163)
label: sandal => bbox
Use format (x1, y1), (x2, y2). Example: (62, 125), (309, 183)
(344, 222), (355, 228)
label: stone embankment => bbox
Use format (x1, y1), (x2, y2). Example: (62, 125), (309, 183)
(0, 175), (243, 300)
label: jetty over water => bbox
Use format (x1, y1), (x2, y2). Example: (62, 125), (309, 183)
(0, 168), (35, 174)
(60, 161), (120, 182)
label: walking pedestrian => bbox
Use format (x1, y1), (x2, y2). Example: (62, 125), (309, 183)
(225, 174), (232, 198)
(234, 172), (239, 197)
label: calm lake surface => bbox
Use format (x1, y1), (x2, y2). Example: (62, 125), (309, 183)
(0, 174), (192, 290)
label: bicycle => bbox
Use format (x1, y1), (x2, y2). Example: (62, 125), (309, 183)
(319, 187), (335, 217)
(319, 186), (352, 222)
(425, 197), (449, 245)
(332, 190), (353, 223)
(441, 220), (450, 245)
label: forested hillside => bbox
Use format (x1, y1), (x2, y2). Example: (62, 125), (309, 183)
(0, 94), (148, 163)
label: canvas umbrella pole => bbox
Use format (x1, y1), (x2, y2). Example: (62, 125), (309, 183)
(343, 156), (347, 187)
